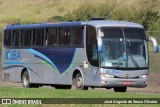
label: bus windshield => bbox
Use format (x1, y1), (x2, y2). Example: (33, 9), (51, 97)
(100, 27), (148, 69)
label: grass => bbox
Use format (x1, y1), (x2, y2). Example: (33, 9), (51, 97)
(0, 0), (103, 28)
(0, 0), (159, 28)
(149, 51), (160, 73)
(0, 87), (160, 107)
(148, 41), (160, 73)
(0, 87), (160, 98)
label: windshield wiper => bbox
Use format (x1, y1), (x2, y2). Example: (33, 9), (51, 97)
(127, 51), (139, 68)
(116, 51), (139, 68)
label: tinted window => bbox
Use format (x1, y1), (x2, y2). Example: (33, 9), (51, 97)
(71, 27), (82, 46)
(33, 29), (44, 46)
(47, 28), (57, 46)
(124, 28), (145, 40)
(4, 30), (12, 47)
(21, 30), (31, 47)
(12, 30), (20, 47)
(58, 28), (71, 46)
(100, 28), (123, 38)
(86, 26), (98, 67)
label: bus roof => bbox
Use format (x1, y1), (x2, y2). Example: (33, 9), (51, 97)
(4, 20), (143, 30)
(84, 20), (144, 28)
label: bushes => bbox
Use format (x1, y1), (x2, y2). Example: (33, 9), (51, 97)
(134, 7), (159, 31)
(49, 2), (160, 32)
(65, 4), (97, 21)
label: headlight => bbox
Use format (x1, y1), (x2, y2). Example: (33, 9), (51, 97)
(139, 74), (148, 78)
(101, 74), (114, 78)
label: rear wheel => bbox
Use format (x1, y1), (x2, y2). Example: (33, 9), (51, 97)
(114, 87), (127, 92)
(75, 73), (88, 90)
(22, 71), (39, 88)
(22, 71), (31, 88)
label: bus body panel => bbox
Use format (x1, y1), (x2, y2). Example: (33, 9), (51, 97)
(2, 20), (153, 89)
(2, 47), (149, 87)
(90, 68), (148, 87)
(2, 47), (91, 85)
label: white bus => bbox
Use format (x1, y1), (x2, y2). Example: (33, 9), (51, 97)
(2, 19), (158, 92)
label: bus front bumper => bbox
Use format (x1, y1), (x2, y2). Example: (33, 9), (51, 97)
(99, 78), (148, 88)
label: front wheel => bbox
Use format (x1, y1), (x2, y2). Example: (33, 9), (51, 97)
(75, 73), (88, 90)
(113, 87), (127, 92)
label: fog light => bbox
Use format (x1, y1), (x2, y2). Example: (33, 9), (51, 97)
(101, 74), (114, 78)
(139, 74), (148, 78)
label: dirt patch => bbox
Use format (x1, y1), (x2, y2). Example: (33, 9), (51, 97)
(148, 73), (160, 88)
(0, 72), (22, 87)
(127, 73), (160, 94)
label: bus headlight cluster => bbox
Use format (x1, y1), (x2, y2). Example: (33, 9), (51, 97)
(101, 74), (114, 78)
(139, 74), (148, 78)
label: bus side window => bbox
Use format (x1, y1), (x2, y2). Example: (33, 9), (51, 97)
(4, 30), (12, 47)
(33, 29), (44, 46)
(58, 28), (71, 46)
(47, 28), (57, 46)
(12, 30), (20, 47)
(71, 27), (82, 46)
(21, 30), (31, 47)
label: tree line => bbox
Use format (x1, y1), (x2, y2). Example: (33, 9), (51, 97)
(49, 3), (160, 37)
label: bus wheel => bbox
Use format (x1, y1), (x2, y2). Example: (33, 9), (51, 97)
(113, 87), (127, 92)
(75, 73), (88, 90)
(22, 71), (31, 88)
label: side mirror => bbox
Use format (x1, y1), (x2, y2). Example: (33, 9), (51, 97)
(149, 36), (158, 53)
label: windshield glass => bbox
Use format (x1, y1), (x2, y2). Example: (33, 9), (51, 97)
(99, 27), (148, 69)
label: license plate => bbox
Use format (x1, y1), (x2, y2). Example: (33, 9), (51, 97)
(122, 81), (131, 85)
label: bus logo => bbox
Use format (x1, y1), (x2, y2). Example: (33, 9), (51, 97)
(5, 50), (21, 60)
(125, 74), (129, 78)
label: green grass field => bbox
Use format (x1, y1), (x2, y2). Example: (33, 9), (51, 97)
(0, 87), (160, 98)
(0, 87), (160, 107)
(0, 0), (160, 28)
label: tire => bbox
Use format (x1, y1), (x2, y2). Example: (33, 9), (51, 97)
(22, 71), (40, 88)
(114, 87), (127, 92)
(22, 71), (31, 88)
(75, 73), (88, 90)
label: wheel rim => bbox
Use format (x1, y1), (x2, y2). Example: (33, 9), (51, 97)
(23, 75), (29, 87)
(77, 77), (83, 88)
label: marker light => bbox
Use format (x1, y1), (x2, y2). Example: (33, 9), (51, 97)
(83, 60), (89, 68)
(118, 23), (125, 26)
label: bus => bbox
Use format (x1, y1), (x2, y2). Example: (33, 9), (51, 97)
(2, 19), (159, 92)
